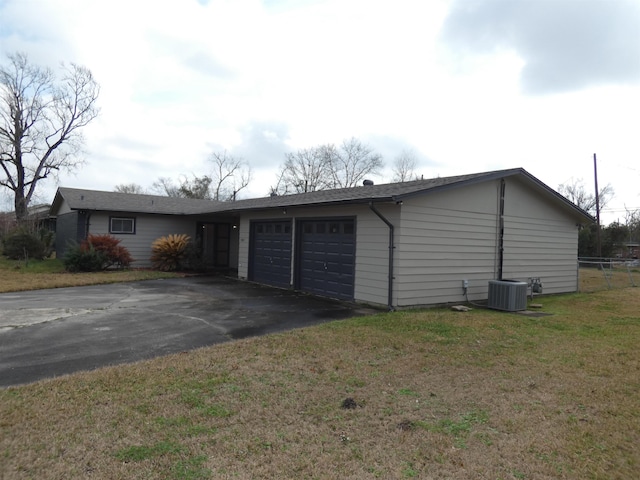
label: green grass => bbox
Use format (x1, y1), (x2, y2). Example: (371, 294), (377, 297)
(0, 255), (66, 273)
(1, 287), (638, 479)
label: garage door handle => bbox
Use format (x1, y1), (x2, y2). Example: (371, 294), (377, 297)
(324, 262), (328, 271)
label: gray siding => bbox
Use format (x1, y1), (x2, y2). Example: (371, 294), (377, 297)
(395, 181), (501, 306)
(394, 177), (582, 307)
(88, 212), (197, 267)
(502, 177), (580, 293)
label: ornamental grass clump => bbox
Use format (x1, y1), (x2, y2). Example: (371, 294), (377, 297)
(150, 234), (191, 271)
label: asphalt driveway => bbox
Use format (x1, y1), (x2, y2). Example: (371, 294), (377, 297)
(0, 276), (378, 388)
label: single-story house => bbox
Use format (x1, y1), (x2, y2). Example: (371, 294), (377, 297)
(50, 168), (593, 309)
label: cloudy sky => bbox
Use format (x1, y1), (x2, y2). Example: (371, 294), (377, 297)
(1, 0), (639, 224)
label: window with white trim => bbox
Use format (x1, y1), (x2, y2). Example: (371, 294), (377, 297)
(110, 217), (136, 234)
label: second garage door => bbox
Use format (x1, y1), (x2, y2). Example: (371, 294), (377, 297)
(297, 219), (355, 300)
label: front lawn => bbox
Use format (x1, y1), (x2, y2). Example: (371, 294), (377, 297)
(1, 287), (638, 479)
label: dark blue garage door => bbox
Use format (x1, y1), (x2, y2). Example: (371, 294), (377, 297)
(249, 221), (292, 288)
(298, 219), (355, 300)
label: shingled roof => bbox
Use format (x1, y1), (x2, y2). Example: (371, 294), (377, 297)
(50, 168), (593, 222)
(217, 167), (592, 221)
(220, 169), (512, 212)
(51, 188), (222, 215)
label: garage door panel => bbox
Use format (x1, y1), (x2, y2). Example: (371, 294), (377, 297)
(250, 221), (292, 288)
(298, 219), (355, 300)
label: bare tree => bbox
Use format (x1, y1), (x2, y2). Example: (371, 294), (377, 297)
(391, 149), (419, 182)
(178, 175), (212, 199)
(272, 147), (335, 194)
(151, 177), (181, 197)
(151, 175), (212, 199)
(329, 137), (383, 188)
(0, 52), (100, 222)
(208, 151), (251, 201)
(272, 138), (383, 194)
(114, 183), (146, 194)
(558, 178), (614, 216)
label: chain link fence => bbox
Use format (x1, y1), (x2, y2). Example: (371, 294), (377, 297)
(579, 258), (639, 293)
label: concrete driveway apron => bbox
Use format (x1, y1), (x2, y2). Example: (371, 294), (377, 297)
(0, 276), (376, 387)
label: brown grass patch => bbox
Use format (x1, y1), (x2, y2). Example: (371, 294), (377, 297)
(579, 265), (639, 292)
(1, 287), (639, 479)
(0, 257), (181, 292)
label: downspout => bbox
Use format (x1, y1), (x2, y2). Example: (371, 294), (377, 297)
(369, 202), (395, 311)
(497, 179), (506, 280)
(85, 212), (92, 240)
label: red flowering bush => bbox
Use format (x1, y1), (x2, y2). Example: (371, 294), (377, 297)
(80, 234), (133, 269)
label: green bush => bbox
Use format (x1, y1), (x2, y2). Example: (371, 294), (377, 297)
(38, 228), (55, 257)
(63, 244), (107, 272)
(2, 231), (47, 260)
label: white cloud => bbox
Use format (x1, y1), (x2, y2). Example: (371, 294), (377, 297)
(1, 0), (638, 222)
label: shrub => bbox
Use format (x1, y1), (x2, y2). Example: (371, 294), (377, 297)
(2, 230), (47, 260)
(62, 234), (133, 272)
(150, 234), (191, 271)
(81, 234), (133, 269)
(63, 243), (107, 272)
(180, 241), (206, 272)
(38, 228), (55, 257)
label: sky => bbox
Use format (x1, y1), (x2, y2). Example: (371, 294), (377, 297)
(1, 0), (639, 224)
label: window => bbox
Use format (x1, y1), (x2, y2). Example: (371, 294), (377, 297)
(110, 217), (135, 234)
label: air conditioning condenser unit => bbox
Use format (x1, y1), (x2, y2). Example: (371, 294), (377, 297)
(487, 279), (527, 312)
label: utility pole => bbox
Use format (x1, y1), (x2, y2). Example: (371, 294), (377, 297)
(594, 153), (602, 257)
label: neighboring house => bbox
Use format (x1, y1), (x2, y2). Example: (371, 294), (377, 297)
(50, 168), (593, 308)
(0, 204), (56, 237)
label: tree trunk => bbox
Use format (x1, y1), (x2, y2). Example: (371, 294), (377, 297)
(14, 192), (28, 224)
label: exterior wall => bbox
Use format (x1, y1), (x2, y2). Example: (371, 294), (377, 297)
(394, 177), (582, 307)
(55, 211), (87, 258)
(501, 177), (580, 294)
(237, 203), (399, 306)
(88, 212), (197, 267)
(395, 180), (501, 307)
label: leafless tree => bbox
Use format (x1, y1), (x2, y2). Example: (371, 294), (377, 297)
(558, 178), (614, 216)
(391, 149), (419, 182)
(114, 183), (146, 194)
(208, 151), (251, 201)
(272, 138), (383, 194)
(151, 175), (212, 199)
(0, 52), (100, 222)
(178, 175), (212, 199)
(272, 146), (335, 194)
(329, 137), (384, 188)
(151, 177), (181, 197)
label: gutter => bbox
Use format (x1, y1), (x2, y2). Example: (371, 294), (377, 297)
(369, 202), (395, 311)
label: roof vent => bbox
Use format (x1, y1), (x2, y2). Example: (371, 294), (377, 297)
(363, 179), (374, 186)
